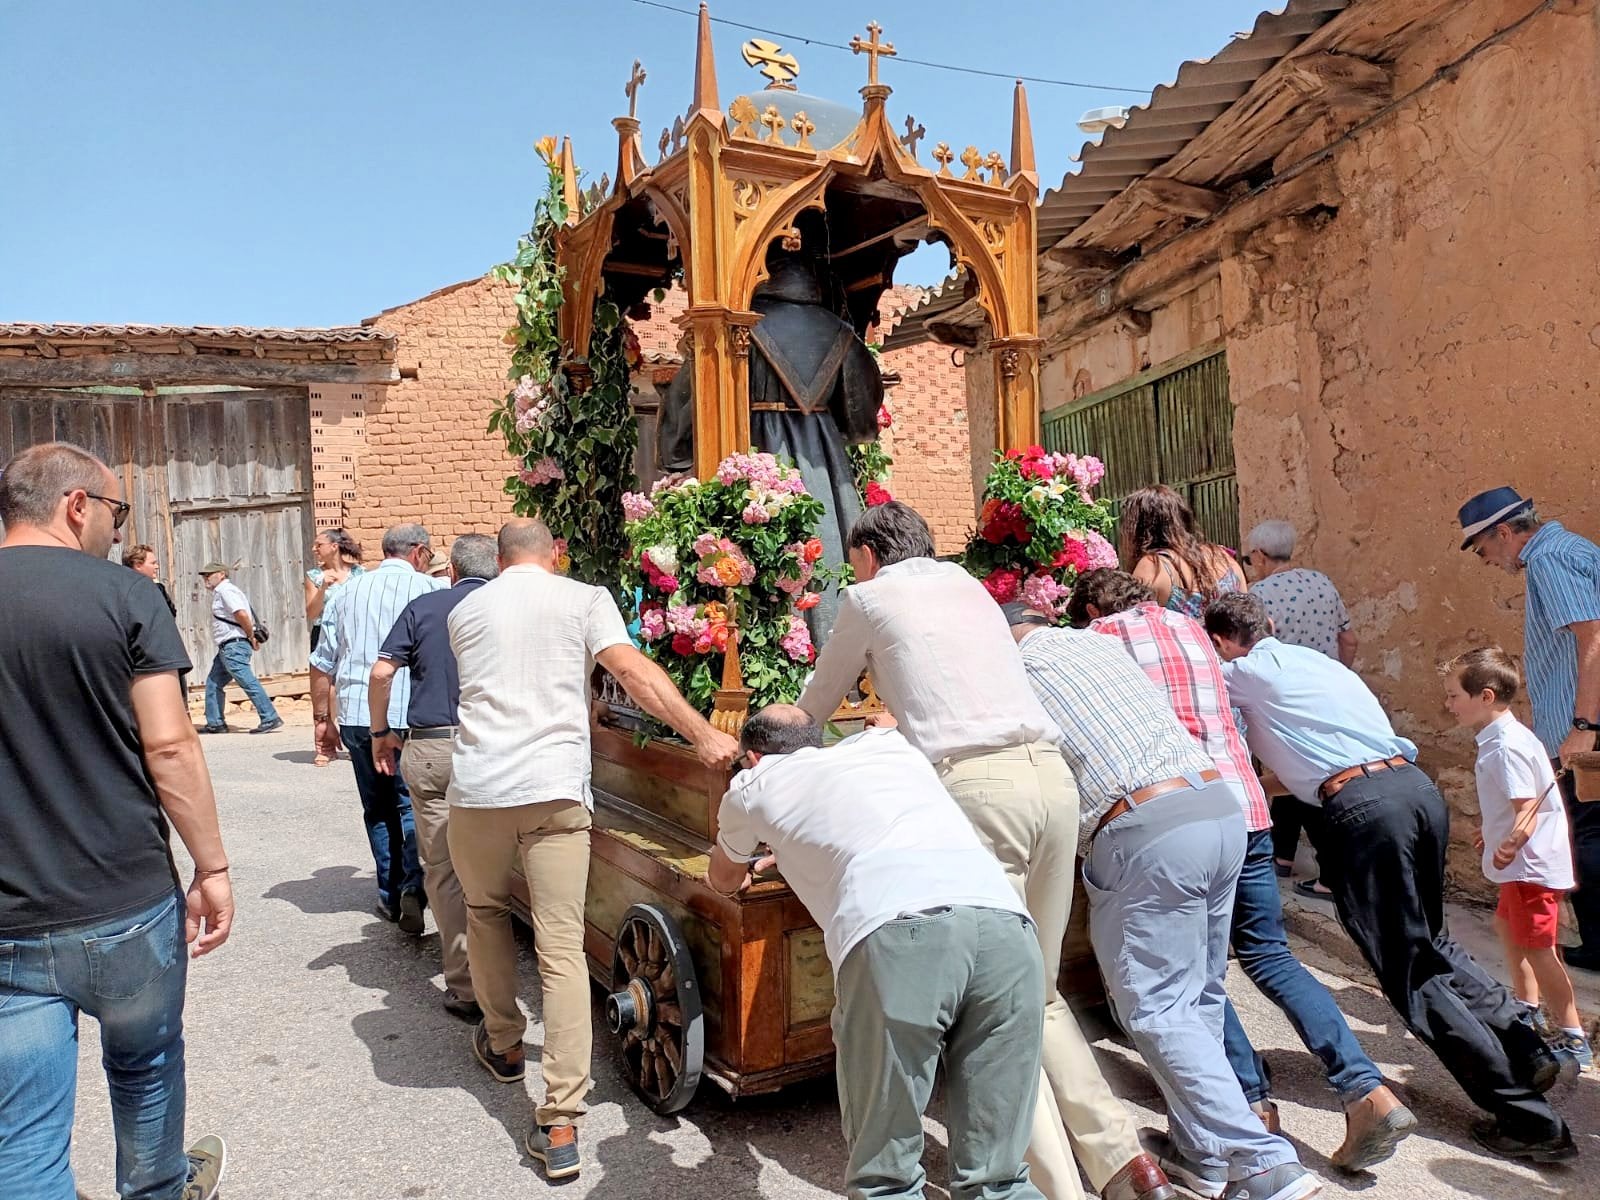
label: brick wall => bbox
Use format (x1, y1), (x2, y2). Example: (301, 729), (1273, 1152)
(308, 384), (367, 534)
(877, 286), (976, 554)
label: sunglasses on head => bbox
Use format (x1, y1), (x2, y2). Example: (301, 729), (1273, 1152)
(70, 490), (131, 529)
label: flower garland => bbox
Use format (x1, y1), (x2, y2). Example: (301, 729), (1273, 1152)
(488, 143), (639, 590)
(623, 451), (835, 714)
(962, 444), (1119, 622)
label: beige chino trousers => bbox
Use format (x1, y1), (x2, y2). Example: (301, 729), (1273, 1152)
(449, 798), (593, 1127)
(939, 741), (1142, 1199)
(398, 737), (473, 1001)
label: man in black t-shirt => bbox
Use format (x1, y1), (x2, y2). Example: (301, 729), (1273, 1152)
(0, 442), (234, 1200)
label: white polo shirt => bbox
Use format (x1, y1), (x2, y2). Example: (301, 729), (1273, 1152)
(1473, 711), (1575, 888)
(446, 563), (631, 810)
(209, 579), (252, 646)
(716, 727), (1026, 973)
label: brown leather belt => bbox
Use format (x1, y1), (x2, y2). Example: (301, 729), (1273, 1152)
(1095, 769), (1222, 838)
(750, 402), (789, 412)
(1317, 755), (1409, 802)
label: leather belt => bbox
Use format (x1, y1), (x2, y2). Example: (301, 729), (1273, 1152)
(1095, 769), (1222, 838)
(1318, 755), (1409, 801)
(750, 402), (789, 412)
(217, 637), (250, 649)
(406, 726), (457, 741)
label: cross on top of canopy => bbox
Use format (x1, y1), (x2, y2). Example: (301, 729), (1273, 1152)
(554, 3), (1044, 471)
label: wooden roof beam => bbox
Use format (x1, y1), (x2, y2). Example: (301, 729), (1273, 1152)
(1042, 245), (1123, 274)
(1127, 177), (1227, 221)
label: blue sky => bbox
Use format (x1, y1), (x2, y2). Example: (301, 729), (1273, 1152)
(0, 1), (1271, 328)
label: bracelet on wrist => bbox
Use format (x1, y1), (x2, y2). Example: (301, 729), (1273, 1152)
(371, 727), (393, 739)
(194, 864), (230, 878)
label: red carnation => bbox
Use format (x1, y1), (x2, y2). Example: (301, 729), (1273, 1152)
(981, 567), (1023, 604)
(1052, 535), (1091, 573)
(795, 591), (821, 610)
(980, 500), (1031, 545)
(865, 481), (892, 507)
(671, 632), (695, 656)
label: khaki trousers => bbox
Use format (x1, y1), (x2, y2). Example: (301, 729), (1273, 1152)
(939, 742), (1141, 1198)
(449, 799), (593, 1127)
(399, 737), (473, 1001)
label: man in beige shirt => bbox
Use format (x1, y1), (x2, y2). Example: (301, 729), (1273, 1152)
(797, 501), (1173, 1200)
(446, 518), (739, 1181)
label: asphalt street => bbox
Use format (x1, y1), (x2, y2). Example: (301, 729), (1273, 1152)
(67, 729), (1599, 1199)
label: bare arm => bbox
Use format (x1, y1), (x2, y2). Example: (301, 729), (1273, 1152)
(1336, 629), (1358, 668)
(596, 644), (739, 768)
(131, 672), (233, 956)
(231, 608), (257, 642)
(708, 843), (752, 895)
(304, 573), (326, 623)
(367, 658), (404, 775)
(1560, 620), (1600, 764)
(795, 596), (868, 725)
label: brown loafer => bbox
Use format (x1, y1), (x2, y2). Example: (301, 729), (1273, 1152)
(1331, 1085), (1417, 1172)
(1099, 1152), (1178, 1200)
(1251, 1098), (1281, 1135)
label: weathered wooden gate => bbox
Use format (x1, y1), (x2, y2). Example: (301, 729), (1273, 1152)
(165, 389), (312, 678)
(0, 385), (312, 678)
(1041, 344), (1238, 548)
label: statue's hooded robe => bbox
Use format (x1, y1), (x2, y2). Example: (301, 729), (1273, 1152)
(659, 256), (883, 641)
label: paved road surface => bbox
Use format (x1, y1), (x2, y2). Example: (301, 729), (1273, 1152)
(68, 730), (1597, 1198)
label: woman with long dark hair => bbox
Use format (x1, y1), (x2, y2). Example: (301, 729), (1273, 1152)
(1120, 485), (1246, 618)
(305, 528), (363, 765)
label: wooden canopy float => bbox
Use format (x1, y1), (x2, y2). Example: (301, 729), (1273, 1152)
(508, 5), (1053, 1111)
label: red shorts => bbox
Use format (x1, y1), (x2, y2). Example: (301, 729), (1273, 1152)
(1496, 881), (1564, 949)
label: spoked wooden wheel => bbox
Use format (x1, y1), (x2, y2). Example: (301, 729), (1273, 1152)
(605, 903), (704, 1114)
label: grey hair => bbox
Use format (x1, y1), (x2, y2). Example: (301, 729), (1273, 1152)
(1245, 520), (1296, 561)
(450, 533), (499, 582)
(740, 705), (824, 755)
(0, 442), (111, 528)
(498, 517), (554, 562)
(1505, 506), (1541, 535)
(381, 523), (431, 557)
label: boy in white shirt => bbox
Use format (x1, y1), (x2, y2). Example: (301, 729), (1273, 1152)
(1443, 647), (1591, 1070)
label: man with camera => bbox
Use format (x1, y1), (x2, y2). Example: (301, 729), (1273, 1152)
(199, 560), (282, 734)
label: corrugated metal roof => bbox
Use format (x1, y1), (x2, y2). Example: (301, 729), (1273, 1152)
(883, 0), (1350, 349)
(0, 322), (394, 347)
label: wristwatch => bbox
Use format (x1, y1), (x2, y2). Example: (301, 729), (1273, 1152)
(1573, 717), (1598, 733)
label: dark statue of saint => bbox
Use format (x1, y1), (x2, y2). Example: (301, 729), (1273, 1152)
(657, 254), (883, 639)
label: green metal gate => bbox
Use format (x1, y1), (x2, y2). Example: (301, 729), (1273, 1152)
(1040, 344), (1238, 550)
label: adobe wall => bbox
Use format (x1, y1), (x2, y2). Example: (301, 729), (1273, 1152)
(1225, 0), (1600, 889)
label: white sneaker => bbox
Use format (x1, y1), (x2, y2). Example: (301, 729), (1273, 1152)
(183, 1134), (227, 1200)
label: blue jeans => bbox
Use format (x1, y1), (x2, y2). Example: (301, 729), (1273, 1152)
(341, 725), (424, 912)
(1221, 829), (1384, 1104)
(0, 890), (189, 1200)
(203, 639), (279, 727)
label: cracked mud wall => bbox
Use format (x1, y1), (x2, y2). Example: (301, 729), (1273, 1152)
(1226, 0), (1600, 891)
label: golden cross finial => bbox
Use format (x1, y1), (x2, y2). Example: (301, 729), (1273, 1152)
(728, 95), (758, 139)
(983, 150), (1006, 184)
(625, 60), (647, 120)
(791, 110), (816, 151)
(960, 145), (983, 181)
(849, 22), (896, 87)
(932, 141), (954, 177)
(741, 38), (800, 89)
(760, 104), (787, 145)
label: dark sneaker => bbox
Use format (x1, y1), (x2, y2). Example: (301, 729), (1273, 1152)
(397, 890), (425, 935)
(199, 724), (229, 735)
(1471, 1118), (1578, 1164)
(250, 717), (284, 734)
(473, 1021), (525, 1083)
(1222, 1163), (1321, 1200)
(1522, 1042), (1563, 1093)
(182, 1134), (226, 1200)
(526, 1124), (581, 1180)
(1142, 1130), (1226, 1200)
(1554, 1030), (1594, 1074)
(1529, 1007), (1559, 1042)
(443, 989), (483, 1023)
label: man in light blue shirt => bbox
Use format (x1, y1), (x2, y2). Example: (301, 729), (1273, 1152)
(1207, 593), (1572, 1165)
(310, 522), (440, 930)
(1459, 486), (1600, 970)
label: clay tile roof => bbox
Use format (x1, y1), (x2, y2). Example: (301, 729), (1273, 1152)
(0, 322), (394, 349)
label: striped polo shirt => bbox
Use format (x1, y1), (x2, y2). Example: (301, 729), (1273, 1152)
(1520, 521), (1600, 754)
(310, 557), (443, 729)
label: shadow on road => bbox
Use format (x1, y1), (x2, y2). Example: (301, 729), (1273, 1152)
(272, 749), (328, 765)
(263, 865), (375, 917)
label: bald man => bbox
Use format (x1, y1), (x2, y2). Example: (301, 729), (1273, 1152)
(0, 442), (229, 1199)
(446, 517), (738, 1180)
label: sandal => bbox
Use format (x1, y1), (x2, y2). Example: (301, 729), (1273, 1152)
(1294, 877), (1335, 900)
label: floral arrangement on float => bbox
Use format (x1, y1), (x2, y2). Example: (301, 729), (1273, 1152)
(847, 399), (896, 508)
(488, 137), (639, 587)
(622, 451), (835, 714)
(962, 444), (1119, 622)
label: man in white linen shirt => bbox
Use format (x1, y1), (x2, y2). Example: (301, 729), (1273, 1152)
(796, 501), (1172, 1200)
(708, 709), (1045, 1200)
(446, 518), (738, 1182)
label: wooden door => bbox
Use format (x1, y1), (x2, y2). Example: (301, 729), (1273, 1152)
(165, 389), (312, 678)
(1042, 345), (1238, 549)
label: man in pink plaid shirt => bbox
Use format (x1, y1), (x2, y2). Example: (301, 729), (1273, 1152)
(1070, 569), (1414, 1176)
